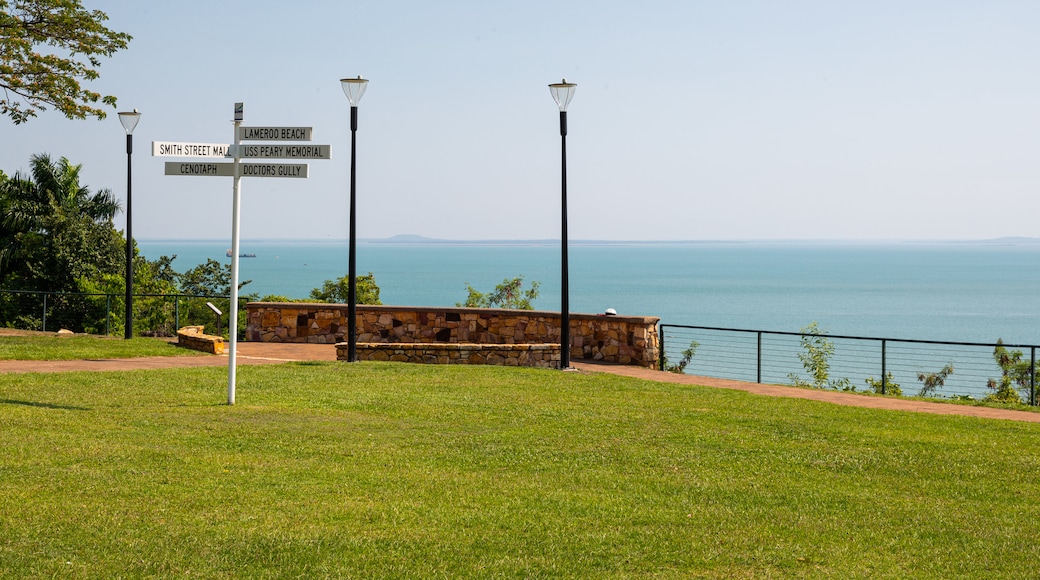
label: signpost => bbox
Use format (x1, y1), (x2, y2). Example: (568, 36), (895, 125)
(152, 104), (331, 405)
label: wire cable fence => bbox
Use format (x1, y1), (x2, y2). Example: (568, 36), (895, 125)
(0, 289), (239, 337)
(660, 324), (1038, 405)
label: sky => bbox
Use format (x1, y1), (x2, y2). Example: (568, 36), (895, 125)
(2, 0), (1039, 241)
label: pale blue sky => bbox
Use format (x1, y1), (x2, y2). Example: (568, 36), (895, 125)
(2, 1), (1038, 240)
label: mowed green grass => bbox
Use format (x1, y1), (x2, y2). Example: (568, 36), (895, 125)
(0, 335), (205, 360)
(2, 362), (1039, 578)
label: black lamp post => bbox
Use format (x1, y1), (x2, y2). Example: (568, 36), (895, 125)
(118, 109), (141, 340)
(549, 79), (576, 369)
(340, 76), (368, 362)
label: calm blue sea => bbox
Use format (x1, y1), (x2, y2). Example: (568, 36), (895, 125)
(138, 240), (1040, 345)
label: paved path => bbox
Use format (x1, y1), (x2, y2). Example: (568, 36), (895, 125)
(2, 340), (1038, 424)
(571, 361), (1040, 424)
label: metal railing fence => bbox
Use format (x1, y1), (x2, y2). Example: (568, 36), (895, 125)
(0, 289), (239, 337)
(660, 324), (1038, 405)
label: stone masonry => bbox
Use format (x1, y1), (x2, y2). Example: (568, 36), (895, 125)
(246, 303), (660, 367)
(340, 342), (561, 368)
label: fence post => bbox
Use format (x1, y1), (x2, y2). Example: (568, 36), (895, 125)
(106, 294), (112, 336)
(881, 339), (887, 395)
(1031, 346), (1036, 406)
(42, 292), (47, 332)
(757, 331), (762, 384)
(658, 325), (666, 371)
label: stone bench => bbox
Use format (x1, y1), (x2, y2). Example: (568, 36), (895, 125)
(336, 342), (562, 368)
(176, 325), (225, 355)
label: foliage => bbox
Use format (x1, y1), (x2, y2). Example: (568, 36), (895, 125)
(864, 372), (902, 396)
(788, 322), (852, 390)
(0, 0), (132, 123)
(178, 258), (251, 296)
(459, 275), (540, 309)
(917, 363), (954, 398)
(0, 153), (122, 290)
(0, 153), (261, 335)
(985, 340), (1036, 405)
(74, 252), (180, 336)
(309, 272), (381, 305)
(664, 340), (699, 374)
(3, 363), (1040, 577)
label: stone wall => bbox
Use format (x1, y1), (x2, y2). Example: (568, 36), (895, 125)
(343, 342), (561, 368)
(246, 303), (660, 367)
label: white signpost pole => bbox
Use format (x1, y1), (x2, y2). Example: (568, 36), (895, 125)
(227, 102), (244, 405)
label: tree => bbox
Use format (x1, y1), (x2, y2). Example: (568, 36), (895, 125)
(985, 340), (1036, 405)
(458, 276), (540, 310)
(864, 372), (901, 396)
(75, 252), (179, 336)
(0, 153), (122, 292)
(178, 258), (251, 296)
(0, 153), (125, 332)
(664, 340), (699, 374)
(0, 0), (131, 124)
(788, 322), (852, 390)
(309, 272), (382, 305)
(916, 364), (954, 398)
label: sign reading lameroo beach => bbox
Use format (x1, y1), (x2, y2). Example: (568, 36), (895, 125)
(238, 126), (312, 141)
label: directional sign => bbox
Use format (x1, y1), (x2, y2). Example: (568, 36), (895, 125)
(152, 141), (232, 158)
(165, 162), (235, 176)
(237, 144), (331, 159)
(164, 162), (309, 178)
(238, 126), (312, 141)
(239, 163), (308, 178)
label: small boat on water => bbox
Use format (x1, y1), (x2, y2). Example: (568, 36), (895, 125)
(226, 249), (257, 258)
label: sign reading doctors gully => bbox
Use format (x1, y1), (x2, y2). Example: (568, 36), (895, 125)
(151, 103), (331, 406)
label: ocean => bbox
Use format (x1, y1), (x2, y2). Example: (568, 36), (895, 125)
(137, 239), (1040, 346)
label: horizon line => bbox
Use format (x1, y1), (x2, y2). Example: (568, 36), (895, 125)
(136, 235), (1040, 245)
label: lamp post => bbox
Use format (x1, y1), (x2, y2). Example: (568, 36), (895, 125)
(549, 79), (576, 369)
(340, 76), (368, 362)
(118, 109), (141, 340)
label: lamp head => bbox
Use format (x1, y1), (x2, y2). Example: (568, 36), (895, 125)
(340, 76), (369, 107)
(548, 79), (576, 112)
(118, 109), (141, 135)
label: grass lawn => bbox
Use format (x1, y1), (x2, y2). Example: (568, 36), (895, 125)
(0, 335), (205, 360)
(2, 361), (1039, 578)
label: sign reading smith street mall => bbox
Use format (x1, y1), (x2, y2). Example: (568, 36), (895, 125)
(152, 141), (231, 158)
